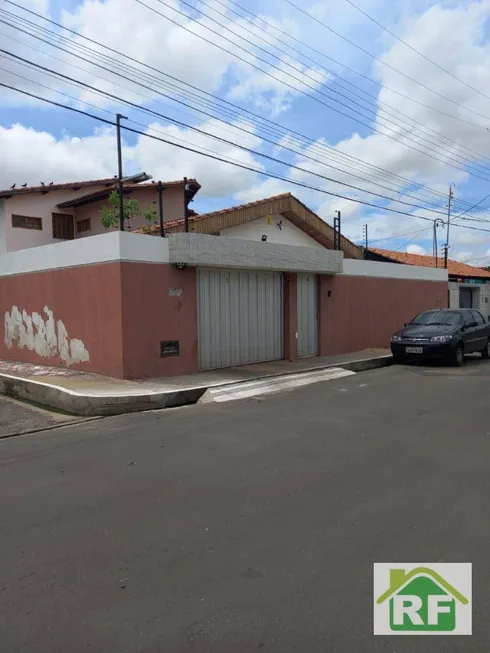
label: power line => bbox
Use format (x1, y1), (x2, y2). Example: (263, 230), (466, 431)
(283, 0), (490, 123)
(394, 225), (432, 251)
(1, 80), (471, 223)
(207, 0), (487, 131)
(342, 0), (490, 104)
(132, 0), (490, 180)
(4, 2), (484, 213)
(193, 0), (490, 169)
(0, 55), (457, 217)
(0, 28), (474, 215)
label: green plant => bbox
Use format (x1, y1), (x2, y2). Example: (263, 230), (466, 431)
(99, 190), (157, 231)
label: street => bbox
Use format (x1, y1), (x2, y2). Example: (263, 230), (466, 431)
(2, 360), (490, 651)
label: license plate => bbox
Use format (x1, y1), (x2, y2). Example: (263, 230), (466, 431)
(406, 346), (423, 354)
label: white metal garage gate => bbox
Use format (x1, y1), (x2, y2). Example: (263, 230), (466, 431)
(297, 273), (318, 358)
(197, 268), (284, 370)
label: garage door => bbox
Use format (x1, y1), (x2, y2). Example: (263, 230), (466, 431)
(297, 273), (318, 358)
(198, 268), (283, 370)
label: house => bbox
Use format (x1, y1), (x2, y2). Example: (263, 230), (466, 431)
(136, 192), (363, 260)
(0, 191), (448, 378)
(376, 567), (468, 633)
(0, 176), (200, 252)
(366, 247), (490, 319)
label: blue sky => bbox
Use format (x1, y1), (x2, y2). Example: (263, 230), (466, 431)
(2, 0), (490, 263)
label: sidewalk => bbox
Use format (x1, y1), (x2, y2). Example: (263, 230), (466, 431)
(0, 349), (392, 417)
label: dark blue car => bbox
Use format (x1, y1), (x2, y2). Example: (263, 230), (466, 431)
(391, 308), (490, 366)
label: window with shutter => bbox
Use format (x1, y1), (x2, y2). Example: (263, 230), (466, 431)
(52, 213), (74, 240)
(12, 214), (42, 230)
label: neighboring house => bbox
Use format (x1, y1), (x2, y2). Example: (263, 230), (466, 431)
(0, 177), (200, 252)
(137, 192), (363, 259)
(366, 247), (490, 319)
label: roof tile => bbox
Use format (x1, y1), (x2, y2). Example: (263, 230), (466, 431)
(369, 247), (490, 279)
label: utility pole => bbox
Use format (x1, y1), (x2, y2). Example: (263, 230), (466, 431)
(183, 176), (190, 233)
(363, 223), (368, 249)
(116, 113), (128, 231)
(444, 184), (454, 269)
(158, 181), (165, 238)
(333, 210), (341, 250)
(433, 218), (444, 268)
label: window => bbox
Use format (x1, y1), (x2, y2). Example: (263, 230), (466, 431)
(77, 218), (91, 234)
(463, 311), (474, 326)
(411, 310), (461, 326)
(52, 213), (74, 240)
(471, 310), (485, 325)
(11, 214), (42, 230)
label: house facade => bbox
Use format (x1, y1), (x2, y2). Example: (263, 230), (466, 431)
(0, 177), (200, 252)
(0, 193), (448, 379)
(366, 247), (490, 320)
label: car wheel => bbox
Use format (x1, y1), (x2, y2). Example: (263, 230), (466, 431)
(452, 343), (465, 367)
(482, 339), (490, 359)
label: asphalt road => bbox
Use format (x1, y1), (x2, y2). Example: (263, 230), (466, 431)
(2, 359), (490, 652)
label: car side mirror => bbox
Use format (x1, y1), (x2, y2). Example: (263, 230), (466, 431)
(470, 321), (478, 328)
(461, 324), (466, 331)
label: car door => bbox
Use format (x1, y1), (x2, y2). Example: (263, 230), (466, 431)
(462, 310), (479, 352)
(471, 310), (488, 350)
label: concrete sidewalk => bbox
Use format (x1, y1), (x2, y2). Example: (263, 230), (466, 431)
(0, 349), (392, 416)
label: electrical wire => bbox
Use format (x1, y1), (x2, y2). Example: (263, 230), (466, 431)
(0, 29), (472, 215)
(132, 0), (490, 180)
(193, 0), (490, 168)
(0, 56), (458, 217)
(4, 1), (484, 214)
(283, 0), (490, 122)
(0, 80), (470, 224)
(204, 0), (488, 131)
(342, 0), (490, 104)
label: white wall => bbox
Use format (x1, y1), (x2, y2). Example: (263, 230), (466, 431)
(3, 187), (106, 251)
(74, 185), (185, 239)
(448, 282), (459, 308)
(342, 259), (448, 281)
(219, 215), (325, 249)
(0, 231), (169, 277)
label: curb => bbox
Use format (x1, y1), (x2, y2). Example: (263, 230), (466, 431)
(0, 354), (393, 417)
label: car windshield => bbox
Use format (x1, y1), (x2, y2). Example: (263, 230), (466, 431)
(410, 311), (461, 326)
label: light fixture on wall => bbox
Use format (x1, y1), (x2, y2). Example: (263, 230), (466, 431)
(261, 234), (267, 242)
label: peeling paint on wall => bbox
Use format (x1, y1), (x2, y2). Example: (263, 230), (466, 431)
(4, 305), (90, 366)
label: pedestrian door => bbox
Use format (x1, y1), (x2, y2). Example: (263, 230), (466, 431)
(197, 268), (283, 370)
(297, 273), (318, 357)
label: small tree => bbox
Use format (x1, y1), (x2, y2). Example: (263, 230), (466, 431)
(99, 190), (157, 232)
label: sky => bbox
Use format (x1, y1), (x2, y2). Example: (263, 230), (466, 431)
(2, 0), (490, 264)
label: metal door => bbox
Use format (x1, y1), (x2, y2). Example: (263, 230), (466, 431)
(297, 273), (318, 357)
(197, 268), (283, 370)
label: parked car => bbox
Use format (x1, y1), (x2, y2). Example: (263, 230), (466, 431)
(391, 308), (490, 366)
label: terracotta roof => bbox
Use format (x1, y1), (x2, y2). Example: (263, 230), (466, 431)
(133, 193), (292, 233)
(0, 177), (120, 199)
(57, 179), (200, 209)
(368, 247), (490, 279)
(134, 193), (363, 260)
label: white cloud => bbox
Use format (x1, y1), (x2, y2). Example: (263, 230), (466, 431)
(406, 244), (426, 255)
(0, 118), (265, 199)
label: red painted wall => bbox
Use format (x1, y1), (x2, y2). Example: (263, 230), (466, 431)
(119, 263), (198, 379)
(0, 263), (125, 377)
(318, 275), (448, 356)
